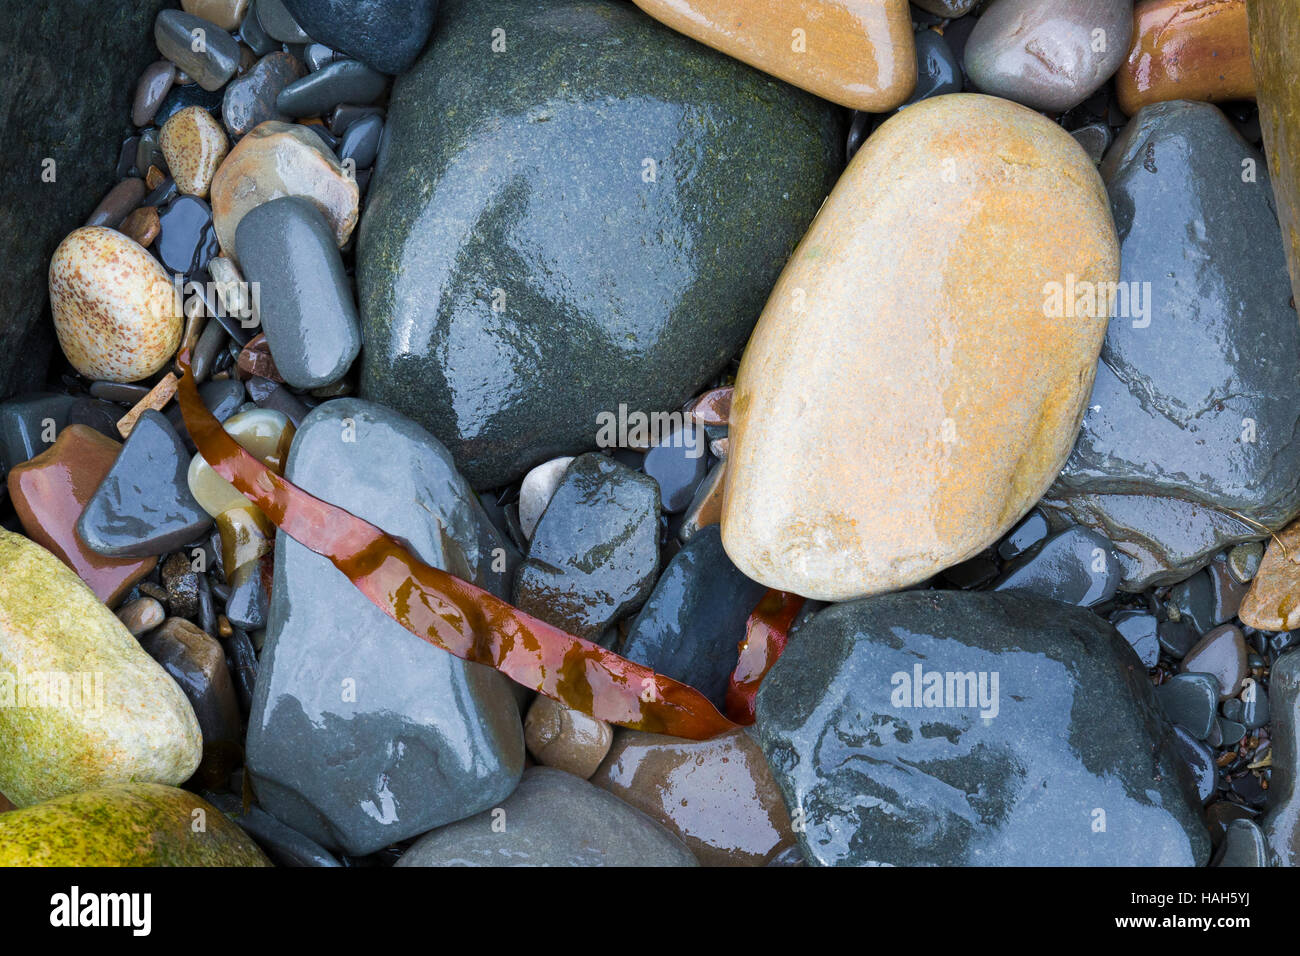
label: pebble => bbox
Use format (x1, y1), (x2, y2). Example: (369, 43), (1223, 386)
(187, 407), (293, 518)
(357, 0), (843, 488)
(1156, 673), (1219, 740)
(685, 386), (732, 427)
(996, 509), (1050, 561)
(0, 531), (200, 806)
(1238, 521), (1300, 631)
(154, 9), (242, 92)
(965, 0), (1133, 112)
(0, 785), (267, 866)
(210, 120), (359, 261)
(1228, 541), (1264, 584)
(183, 0), (250, 32)
(1111, 608), (1160, 668)
(7, 426), (158, 607)
(221, 51), (304, 139)
(119, 205), (161, 247)
(1212, 818), (1267, 867)
(592, 727), (796, 867)
(622, 525), (766, 710)
(1158, 617), (1199, 661)
(906, 27), (962, 107)
(76, 410), (211, 558)
(722, 94), (1117, 601)
(133, 61), (177, 128)
(643, 424), (708, 513)
(1071, 121), (1113, 164)
(757, 591), (1210, 865)
(1171, 726), (1217, 803)
(154, 80), (226, 126)
(0, 393), (76, 474)
(156, 195), (219, 275)
(517, 456), (574, 541)
(225, 555), (270, 629)
(1170, 569), (1215, 637)
(276, 58), (386, 117)
(234, 196), (361, 388)
(991, 526), (1121, 608)
(255, 0), (312, 43)
(338, 111), (383, 170)
(246, 398), (522, 856)
(49, 227), (180, 383)
(115, 596), (165, 636)
(280, 0), (437, 74)
(161, 551), (201, 619)
(513, 453), (661, 641)
(160, 106), (228, 197)
(202, 790), (341, 866)
(1263, 648), (1300, 864)
(1239, 678), (1269, 729)
(679, 459), (726, 542)
(523, 695), (613, 780)
(395, 767), (697, 867)
(86, 177), (146, 229)
(1118, 0), (1254, 114)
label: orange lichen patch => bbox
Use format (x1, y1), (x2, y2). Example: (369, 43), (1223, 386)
(1117, 0), (1254, 115)
(1238, 521), (1300, 631)
(6, 426), (157, 607)
(720, 94), (1119, 601)
(117, 373), (179, 439)
(632, 0), (916, 111)
(160, 105), (229, 198)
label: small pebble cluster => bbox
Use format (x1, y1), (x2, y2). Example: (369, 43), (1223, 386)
(0, 0), (1296, 868)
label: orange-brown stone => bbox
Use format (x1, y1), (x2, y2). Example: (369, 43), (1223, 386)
(7, 426), (157, 607)
(1238, 522), (1300, 632)
(1117, 0), (1254, 115)
(632, 0), (916, 111)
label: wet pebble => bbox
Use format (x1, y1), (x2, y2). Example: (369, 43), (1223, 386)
(1180, 624), (1248, 701)
(991, 526), (1120, 608)
(517, 456), (574, 541)
(133, 61), (177, 128)
(523, 695), (613, 780)
(1156, 672), (1219, 740)
(1171, 725), (1217, 803)
(1111, 608), (1160, 668)
(183, 0), (250, 32)
(1212, 818), (1268, 867)
(276, 58), (386, 117)
(86, 177), (146, 229)
(255, 0), (312, 43)
(160, 106), (229, 197)
(115, 596), (166, 636)
(338, 111), (383, 169)
(643, 424), (708, 513)
(155, 9), (242, 92)
(221, 51), (304, 140)
(279, 0), (442, 75)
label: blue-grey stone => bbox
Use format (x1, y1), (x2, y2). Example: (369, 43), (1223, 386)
(991, 526), (1120, 607)
(283, 0), (439, 75)
(1156, 673), (1219, 740)
(275, 58), (386, 118)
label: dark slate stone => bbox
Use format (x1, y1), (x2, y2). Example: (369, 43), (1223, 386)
(246, 398), (523, 856)
(1044, 102), (1300, 589)
(1170, 569), (1215, 638)
(512, 453), (660, 641)
(154, 81), (227, 126)
(642, 425), (708, 514)
(1171, 726), (1216, 803)
(756, 590), (1210, 866)
(204, 790), (342, 867)
(282, 0), (439, 75)
(0, 0), (172, 398)
(156, 195), (218, 276)
(0, 393), (76, 475)
(621, 525), (766, 711)
(1111, 608), (1160, 668)
(1264, 652), (1300, 863)
(154, 10), (241, 92)
(905, 27), (961, 106)
(394, 767), (697, 867)
(338, 112), (383, 170)
(991, 526), (1120, 608)
(1212, 818), (1267, 867)
(996, 508), (1048, 561)
(255, 0), (312, 43)
(1155, 673), (1219, 740)
(222, 52), (305, 139)
(226, 555), (270, 630)
(76, 410), (212, 558)
(276, 58), (387, 117)
(357, 0), (843, 487)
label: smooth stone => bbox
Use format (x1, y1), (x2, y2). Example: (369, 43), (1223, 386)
(1228, 541), (1264, 584)
(1240, 680), (1269, 729)
(1218, 717), (1247, 747)
(395, 767), (697, 867)
(76, 410), (212, 558)
(1171, 726), (1217, 803)
(120, 205), (162, 247)
(358, 0), (843, 488)
(338, 112), (383, 169)
(160, 105), (229, 197)
(756, 591), (1210, 865)
(991, 526), (1121, 608)
(517, 456), (574, 541)
(680, 459), (726, 542)
(138, 617), (241, 787)
(0, 784), (268, 866)
(154, 79), (226, 125)
(183, 0), (250, 32)
(234, 197), (361, 388)
(965, 0), (1132, 112)
(996, 509), (1049, 561)
(329, 103), (384, 136)
(1045, 102), (1300, 583)
(210, 120), (359, 261)
(246, 398), (523, 856)
(523, 695), (612, 780)
(255, 0), (311, 41)
(1118, 0), (1254, 114)
(203, 790), (341, 866)
(154, 9), (242, 91)
(1158, 617), (1199, 661)
(1156, 673), (1219, 740)
(0, 532), (200, 806)
(1249, 0), (1300, 315)
(136, 127), (166, 180)
(633, 0), (915, 111)
(621, 524), (766, 711)
(281, 0), (438, 74)
(276, 58), (386, 117)
(722, 94), (1117, 601)
(7, 427), (157, 607)
(116, 596), (165, 636)
(643, 426), (708, 514)
(133, 60), (177, 127)
(513, 454), (661, 641)
(1207, 559), (1248, 623)
(1264, 649), (1300, 863)
(156, 194), (219, 275)
(1239, 521), (1300, 631)
(86, 177), (147, 229)
(225, 554), (270, 629)
(592, 727), (796, 867)
(1212, 818), (1267, 867)
(69, 398), (124, 441)
(187, 407), (293, 517)
(222, 52), (305, 139)
(1170, 570), (1215, 637)
(49, 227), (180, 383)
(0, 393), (76, 473)
(912, 0), (976, 14)
(1111, 608), (1160, 668)
(1071, 121), (1113, 164)
(906, 26), (961, 106)
(161, 551), (201, 619)
(303, 42), (340, 71)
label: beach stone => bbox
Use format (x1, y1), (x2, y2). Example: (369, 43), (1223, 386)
(592, 728), (796, 867)
(680, 460), (726, 542)
(156, 194), (219, 275)
(77, 410), (211, 558)
(991, 526), (1121, 608)
(757, 590), (1210, 865)
(0, 531), (200, 807)
(632, 0), (915, 111)
(722, 94), (1117, 601)
(183, 0), (250, 32)
(517, 456), (574, 542)
(1044, 101), (1300, 589)
(1239, 521), (1300, 632)
(280, 0), (433, 74)
(395, 767), (697, 867)
(154, 9), (242, 92)
(906, 26), (962, 106)
(49, 227), (180, 383)
(965, 0), (1133, 112)
(1156, 673), (1219, 740)
(1118, 0), (1254, 115)
(0, 393), (76, 474)
(116, 596), (165, 636)
(276, 58), (386, 117)
(1111, 609), (1160, 668)
(8, 426), (157, 607)
(246, 398), (523, 856)
(1181, 625), (1248, 701)
(203, 790), (341, 866)
(0, 784), (267, 866)
(256, 0), (312, 42)
(86, 177), (147, 229)
(523, 695), (613, 780)
(120, 205), (161, 247)
(133, 60), (176, 127)
(1171, 726), (1216, 803)
(234, 197), (361, 388)
(1213, 818), (1267, 867)
(622, 525), (766, 711)
(358, 0), (843, 488)
(339, 112), (383, 169)
(1263, 649), (1300, 864)
(643, 426), (708, 514)
(1228, 541), (1264, 584)
(160, 105), (229, 198)
(155, 81), (226, 126)
(210, 120), (359, 261)
(222, 52), (305, 139)
(996, 509), (1049, 561)
(513, 454), (660, 641)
